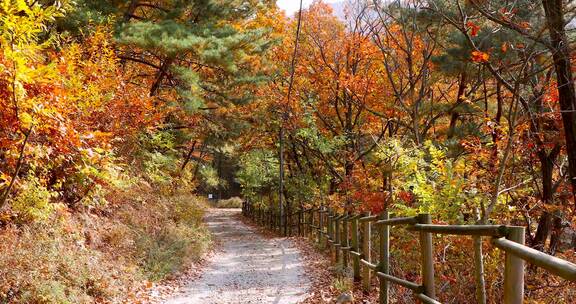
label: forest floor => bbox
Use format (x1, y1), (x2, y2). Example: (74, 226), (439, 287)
(162, 208), (311, 304)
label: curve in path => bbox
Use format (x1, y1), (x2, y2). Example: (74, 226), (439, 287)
(165, 208), (310, 304)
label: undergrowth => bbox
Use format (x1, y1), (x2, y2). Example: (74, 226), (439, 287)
(213, 197), (243, 208)
(0, 184), (211, 303)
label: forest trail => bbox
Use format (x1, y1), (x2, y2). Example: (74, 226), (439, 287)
(164, 208), (310, 304)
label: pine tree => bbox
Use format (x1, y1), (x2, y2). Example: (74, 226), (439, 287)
(64, 0), (275, 111)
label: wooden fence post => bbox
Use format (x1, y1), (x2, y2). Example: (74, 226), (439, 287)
(302, 209), (306, 236)
(361, 213), (372, 291)
(503, 227), (525, 304)
(335, 216), (341, 264)
(304, 210), (309, 238)
(259, 208), (262, 224)
(351, 214), (361, 282)
(279, 211), (282, 233)
(312, 210), (317, 240)
(343, 215), (349, 268)
(286, 209), (290, 236)
(379, 211), (390, 304)
(314, 209), (317, 240)
(304, 210), (308, 237)
(276, 211), (279, 233)
(328, 209), (334, 256)
(259, 208), (262, 225)
(298, 207), (302, 236)
(310, 209), (315, 238)
(308, 209), (313, 239)
(278, 211), (282, 233)
(285, 205), (289, 236)
(419, 214), (436, 299)
(289, 208), (293, 236)
(318, 207), (324, 244)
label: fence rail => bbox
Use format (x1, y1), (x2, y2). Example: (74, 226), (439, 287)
(241, 202), (576, 304)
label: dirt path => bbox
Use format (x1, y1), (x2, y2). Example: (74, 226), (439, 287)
(164, 209), (310, 304)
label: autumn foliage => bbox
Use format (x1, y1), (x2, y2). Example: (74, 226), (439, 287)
(235, 1), (576, 303)
(1, 0), (576, 303)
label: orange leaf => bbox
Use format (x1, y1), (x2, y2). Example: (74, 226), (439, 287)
(518, 21), (531, 30)
(466, 21), (480, 37)
(471, 51), (490, 63)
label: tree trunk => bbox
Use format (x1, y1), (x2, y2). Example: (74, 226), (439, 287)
(149, 57), (174, 96)
(180, 140), (197, 172)
(549, 210), (564, 254)
(532, 146), (560, 250)
(542, 0), (576, 199)
(279, 126), (285, 235)
(532, 154), (554, 249)
(0, 127), (33, 210)
(344, 160), (355, 211)
(122, 0), (140, 23)
(533, 212), (553, 251)
(490, 82), (503, 164)
(447, 73), (467, 139)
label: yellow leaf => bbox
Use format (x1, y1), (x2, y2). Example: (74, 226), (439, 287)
(20, 112), (34, 128)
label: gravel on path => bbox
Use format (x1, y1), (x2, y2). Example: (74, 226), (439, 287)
(164, 208), (310, 304)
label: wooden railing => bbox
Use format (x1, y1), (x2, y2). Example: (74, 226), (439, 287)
(241, 202), (576, 304)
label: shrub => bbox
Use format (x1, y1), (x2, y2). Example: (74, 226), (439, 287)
(10, 175), (56, 223)
(0, 223), (139, 303)
(113, 189), (211, 281)
(136, 221), (209, 281)
(214, 197), (243, 208)
(332, 277), (353, 293)
(0, 185), (211, 303)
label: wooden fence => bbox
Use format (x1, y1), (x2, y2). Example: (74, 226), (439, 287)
(241, 202), (576, 304)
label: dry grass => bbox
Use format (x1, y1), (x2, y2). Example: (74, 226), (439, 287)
(213, 197), (243, 209)
(0, 184), (211, 303)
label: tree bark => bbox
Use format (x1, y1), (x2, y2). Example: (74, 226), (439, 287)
(532, 144), (561, 250)
(549, 210), (563, 254)
(0, 127), (33, 210)
(447, 73), (467, 139)
(280, 0), (304, 236)
(180, 140), (197, 172)
(149, 57), (174, 97)
(542, 0), (576, 200)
